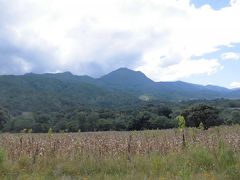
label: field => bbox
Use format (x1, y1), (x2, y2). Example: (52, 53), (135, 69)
(0, 125), (240, 179)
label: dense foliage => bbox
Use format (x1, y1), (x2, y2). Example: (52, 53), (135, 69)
(182, 104), (222, 130)
(0, 99), (240, 132)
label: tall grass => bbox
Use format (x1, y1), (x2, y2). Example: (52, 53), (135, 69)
(0, 125), (240, 179)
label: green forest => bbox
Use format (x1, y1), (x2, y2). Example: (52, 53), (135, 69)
(1, 99), (240, 133)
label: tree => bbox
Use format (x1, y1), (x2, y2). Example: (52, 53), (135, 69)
(176, 115), (186, 147)
(230, 110), (240, 124)
(33, 114), (51, 132)
(128, 111), (152, 130)
(177, 115), (186, 130)
(157, 105), (173, 118)
(10, 112), (35, 132)
(0, 106), (10, 130)
(149, 115), (173, 129)
(86, 112), (99, 131)
(182, 104), (222, 130)
(114, 117), (127, 130)
(96, 118), (113, 131)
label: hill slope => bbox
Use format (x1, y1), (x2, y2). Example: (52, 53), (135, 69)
(0, 72), (138, 114)
(98, 68), (235, 101)
(0, 67), (239, 113)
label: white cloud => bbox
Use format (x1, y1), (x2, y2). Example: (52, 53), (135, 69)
(137, 58), (223, 81)
(230, 81), (240, 88)
(13, 57), (32, 73)
(221, 52), (240, 61)
(0, 0), (239, 79)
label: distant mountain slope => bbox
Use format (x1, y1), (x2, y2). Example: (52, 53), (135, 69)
(0, 73), (138, 114)
(204, 85), (230, 92)
(98, 68), (233, 100)
(25, 72), (97, 84)
(226, 89), (240, 99)
(155, 81), (230, 100)
(0, 67), (239, 114)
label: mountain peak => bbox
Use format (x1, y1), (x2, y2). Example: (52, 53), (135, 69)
(100, 68), (152, 81)
(112, 67), (139, 73)
(98, 67), (154, 91)
(104, 67), (150, 78)
(115, 67), (131, 71)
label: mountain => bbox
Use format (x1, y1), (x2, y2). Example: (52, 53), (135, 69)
(204, 85), (230, 92)
(0, 72), (138, 114)
(98, 68), (156, 93)
(98, 68), (234, 100)
(25, 72), (97, 84)
(99, 68), (154, 86)
(0, 67), (239, 114)
(154, 81), (230, 100)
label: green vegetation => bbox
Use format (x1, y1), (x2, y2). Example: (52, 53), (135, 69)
(1, 98), (240, 133)
(182, 104), (222, 130)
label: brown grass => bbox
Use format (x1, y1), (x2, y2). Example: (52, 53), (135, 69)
(1, 125), (239, 162)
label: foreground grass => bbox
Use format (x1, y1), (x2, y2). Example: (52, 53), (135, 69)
(0, 126), (240, 179)
(0, 143), (240, 179)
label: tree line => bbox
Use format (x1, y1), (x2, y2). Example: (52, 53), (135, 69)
(0, 99), (240, 133)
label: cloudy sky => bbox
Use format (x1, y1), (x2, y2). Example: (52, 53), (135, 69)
(0, 0), (239, 88)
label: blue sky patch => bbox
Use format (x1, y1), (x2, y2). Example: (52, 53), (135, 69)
(191, 0), (231, 10)
(184, 43), (240, 88)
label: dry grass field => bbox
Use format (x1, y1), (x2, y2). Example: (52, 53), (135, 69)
(0, 125), (240, 179)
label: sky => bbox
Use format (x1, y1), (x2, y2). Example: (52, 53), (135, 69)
(0, 0), (239, 88)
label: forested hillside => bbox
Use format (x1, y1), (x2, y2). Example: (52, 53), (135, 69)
(1, 68), (240, 132)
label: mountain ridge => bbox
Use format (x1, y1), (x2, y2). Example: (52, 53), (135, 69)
(12, 68), (232, 90)
(0, 67), (240, 114)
